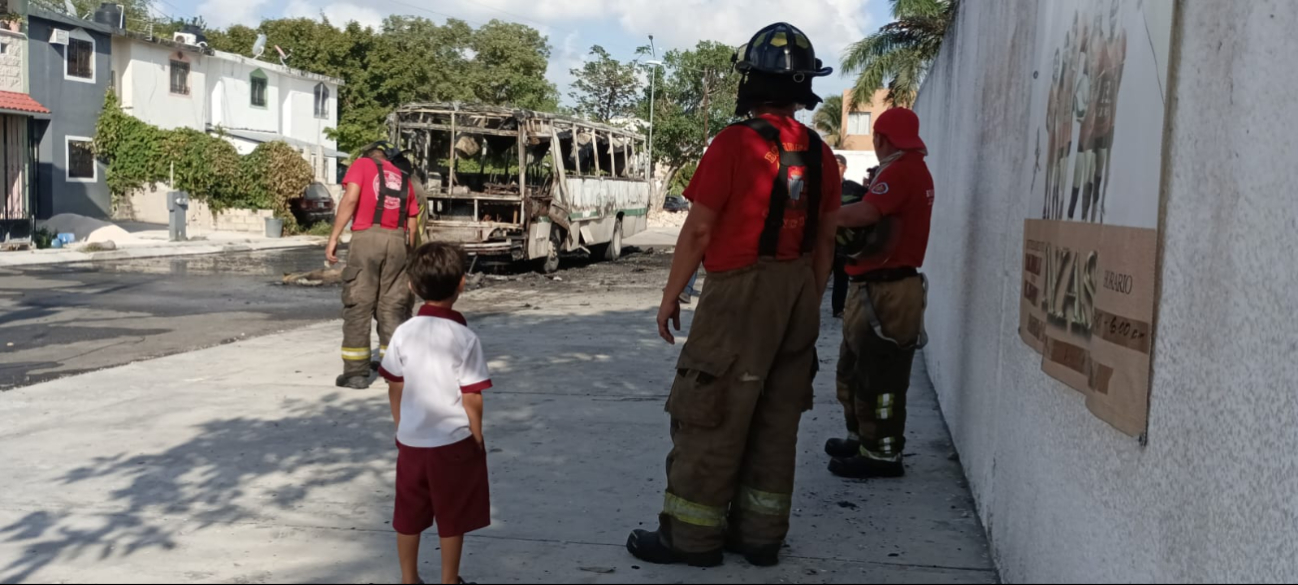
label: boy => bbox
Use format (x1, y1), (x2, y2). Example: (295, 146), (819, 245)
(379, 242), (492, 585)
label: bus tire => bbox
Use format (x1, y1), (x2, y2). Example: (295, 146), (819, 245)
(537, 229), (562, 274)
(594, 217), (624, 262)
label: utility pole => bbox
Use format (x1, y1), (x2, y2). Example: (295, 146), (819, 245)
(647, 35), (659, 183)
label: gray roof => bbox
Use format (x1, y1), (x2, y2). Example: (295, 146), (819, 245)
(215, 128), (348, 159)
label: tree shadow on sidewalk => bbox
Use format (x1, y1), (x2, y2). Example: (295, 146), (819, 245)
(1, 307), (676, 584)
(0, 391), (396, 583)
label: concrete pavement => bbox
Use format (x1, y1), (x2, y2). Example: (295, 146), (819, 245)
(0, 234), (326, 268)
(0, 269), (996, 584)
(0, 248), (343, 390)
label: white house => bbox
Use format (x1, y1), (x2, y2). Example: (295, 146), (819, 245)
(110, 32), (345, 184)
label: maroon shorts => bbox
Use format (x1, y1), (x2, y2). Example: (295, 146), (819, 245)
(394, 437), (491, 538)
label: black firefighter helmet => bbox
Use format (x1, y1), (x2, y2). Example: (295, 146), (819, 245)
(733, 23), (833, 116)
(837, 167), (896, 260)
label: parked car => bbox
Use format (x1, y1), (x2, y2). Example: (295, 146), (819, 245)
(292, 182), (336, 226)
(664, 195), (690, 213)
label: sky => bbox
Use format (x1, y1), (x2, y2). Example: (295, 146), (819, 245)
(155, 0), (890, 109)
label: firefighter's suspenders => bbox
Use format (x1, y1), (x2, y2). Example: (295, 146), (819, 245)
(735, 118), (824, 257)
(370, 156), (411, 228)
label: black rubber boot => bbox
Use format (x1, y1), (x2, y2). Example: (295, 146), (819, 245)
(829, 455), (905, 479)
(335, 374), (370, 390)
(725, 541), (781, 567)
(824, 438), (861, 459)
(626, 530), (723, 568)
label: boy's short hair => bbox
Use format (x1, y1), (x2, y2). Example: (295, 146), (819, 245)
(409, 242), (467, 302)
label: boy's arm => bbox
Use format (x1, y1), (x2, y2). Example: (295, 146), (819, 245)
(388, 381), (403, 428)
(463, 393), (484, 451)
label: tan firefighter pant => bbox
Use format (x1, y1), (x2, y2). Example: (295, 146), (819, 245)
(659, 258), (822, 554)
(835, 276), (927, 461)
(340, 228), (411, 377)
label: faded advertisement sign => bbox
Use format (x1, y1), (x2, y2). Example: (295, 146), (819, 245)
(1021, 0), (1174, 437)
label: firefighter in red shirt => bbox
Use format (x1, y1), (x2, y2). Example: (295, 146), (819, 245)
(326, 141), (421, 389)
(626, 23), (841, 569)
(825, 108), (934, 479)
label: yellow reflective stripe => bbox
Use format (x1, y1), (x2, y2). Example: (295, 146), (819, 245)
(662, 493), (725, 528)
(861, 438), (902, 462)
(738, 486), (792, 517)
(342, 347), (372, 361)
(876, 407), (893, 420)
(879, 393), (894, 408)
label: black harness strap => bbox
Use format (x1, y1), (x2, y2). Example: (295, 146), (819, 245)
(370, 156), (412, 229)
(735, 118), (823, 257)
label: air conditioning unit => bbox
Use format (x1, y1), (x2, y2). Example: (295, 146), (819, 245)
(173, 32), (197, 46)
(50, 29), (70, 46)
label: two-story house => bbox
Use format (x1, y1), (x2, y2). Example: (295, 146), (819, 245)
(835, 88), (892, 184)
(111, 31), (345, 186)
(26, 5), (111, 220)
(0, 2), (54, 240)
(205, 50), (346, 184)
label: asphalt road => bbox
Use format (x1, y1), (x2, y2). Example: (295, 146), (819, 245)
(0, 248), (342, 390)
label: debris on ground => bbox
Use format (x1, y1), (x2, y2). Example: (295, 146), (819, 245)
(578, 566), (616, 574)
(38, 214), (148, 245)
(80, 241), (118, 252)
(282, 268), (343, 287)
(837, 501), (859, 510)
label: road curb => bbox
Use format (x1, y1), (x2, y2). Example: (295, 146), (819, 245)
(0, 238), (326, 268)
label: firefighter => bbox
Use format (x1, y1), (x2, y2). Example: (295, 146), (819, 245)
(326, 141), (421, 389)
(626, 22), (842, 568)
(824, 108), (934, 479)
(833, 154), (868, 318)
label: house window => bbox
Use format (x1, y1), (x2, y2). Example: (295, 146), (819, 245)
(67, 137), (96, 182)
(251, 70), (268, 107)
(170, 60), (190, 95)
(847, 112), (871, 136)
(65, 32), (95, 81)
(313, 83), (329, 119)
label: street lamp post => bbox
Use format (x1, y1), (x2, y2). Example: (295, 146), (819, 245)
(647, 35), (660, 183)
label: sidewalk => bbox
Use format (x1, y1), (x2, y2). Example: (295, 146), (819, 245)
(0, 225), (325, 267)
(0, 276), (996, 584)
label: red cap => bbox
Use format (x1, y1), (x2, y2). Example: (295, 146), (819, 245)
(874, 108), (926, 151)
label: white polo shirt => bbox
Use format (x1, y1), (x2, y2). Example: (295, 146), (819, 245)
(379, 305), (493, 448)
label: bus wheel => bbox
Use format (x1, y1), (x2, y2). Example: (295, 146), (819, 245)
(603, 218), (624, 261)
(538, 229), (562, 274)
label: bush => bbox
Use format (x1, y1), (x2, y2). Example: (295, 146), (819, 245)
(95, 92), (315, 230)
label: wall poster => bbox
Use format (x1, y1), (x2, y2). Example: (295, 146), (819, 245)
(1021, 0), (1174, 437)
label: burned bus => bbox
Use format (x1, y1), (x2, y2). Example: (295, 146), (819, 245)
(389, 103), (651, 272)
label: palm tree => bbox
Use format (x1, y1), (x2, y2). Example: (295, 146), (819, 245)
(841, 0), (956, 109)
(813, 95), (844, 148)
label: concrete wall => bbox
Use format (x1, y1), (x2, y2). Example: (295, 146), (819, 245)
(28, 15), (111, 219)
(915, 1), (1298, 582)
(0, 29), (27, 93)
(114, 186), (273, 234)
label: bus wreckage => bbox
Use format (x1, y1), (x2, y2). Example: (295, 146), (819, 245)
(389, 103), (651, 272)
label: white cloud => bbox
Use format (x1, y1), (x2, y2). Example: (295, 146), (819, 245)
(613, 0), (871, 68)
(284, 0), (386, 30)
(200, 0), (271, 29)
(266, 0), (875, 100)
(547, 30), (586, 103)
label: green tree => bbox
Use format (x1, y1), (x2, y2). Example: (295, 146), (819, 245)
(70, 0), (152, 24)
(569, 45), (640, 123)
(813, 94), (844, 147)
(637, 40), (741, 212)
(468, 20), (558, 111)
(841, 0), (955, 108)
